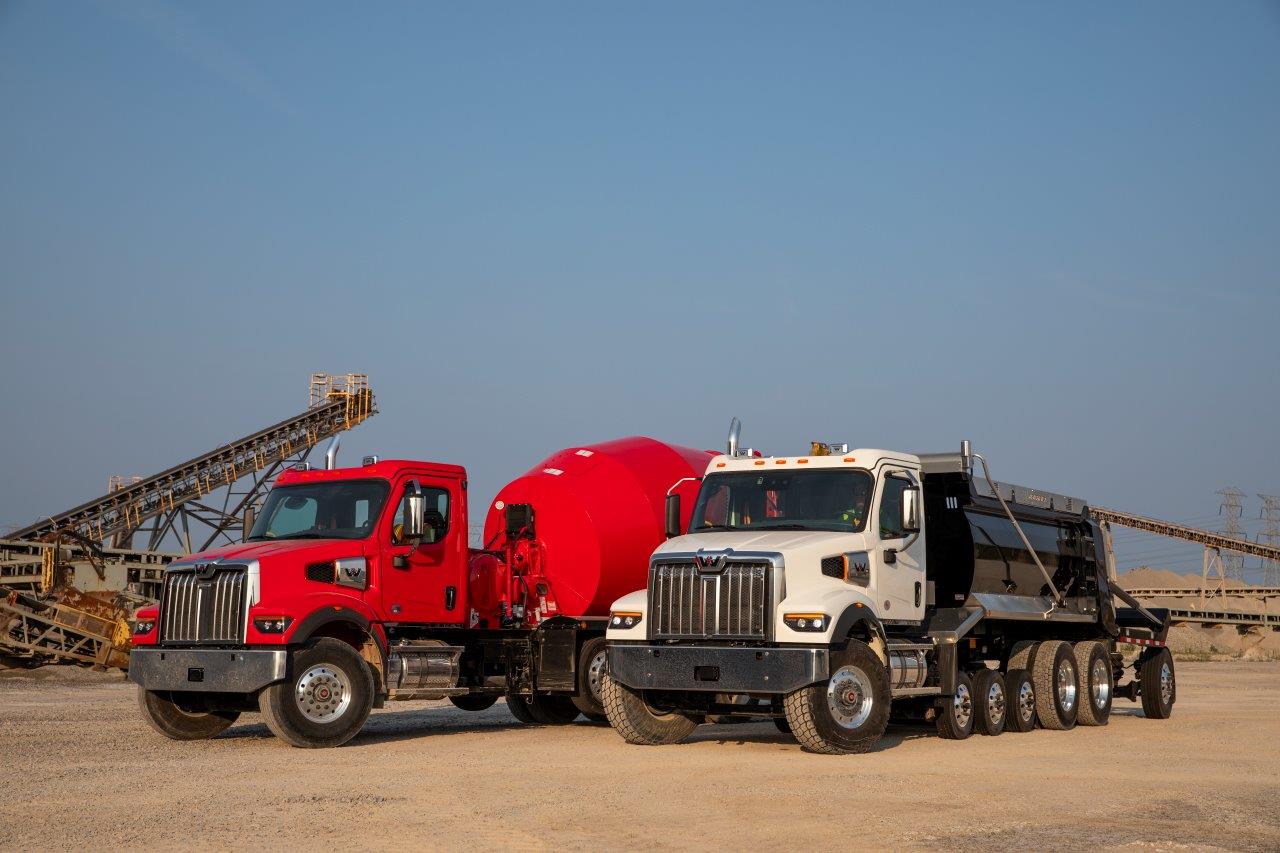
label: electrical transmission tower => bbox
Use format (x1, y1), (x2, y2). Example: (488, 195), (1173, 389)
(1217, 487), (1247, 582)
(1259, 494), (1280, 586)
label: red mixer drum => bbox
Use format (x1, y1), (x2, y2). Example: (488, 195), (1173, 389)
(481, 436), (713, 619)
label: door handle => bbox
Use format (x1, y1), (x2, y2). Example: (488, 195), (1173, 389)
(883, 548), (897, 564)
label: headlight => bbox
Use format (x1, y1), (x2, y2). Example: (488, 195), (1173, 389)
(783, 613), (829, 632)
(609, 611), (643, 629)
(253, 616), (294, 634)
(132, 619), (156, 635)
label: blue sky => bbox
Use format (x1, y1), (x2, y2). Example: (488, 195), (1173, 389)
(2, 2), (1278, 577)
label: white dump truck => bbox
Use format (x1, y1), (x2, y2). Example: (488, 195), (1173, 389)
(602, 422), (1174, 754)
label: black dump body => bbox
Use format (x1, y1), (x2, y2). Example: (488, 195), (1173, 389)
(919, 457), (1122, 637)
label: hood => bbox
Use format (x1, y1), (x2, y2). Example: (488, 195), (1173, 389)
(656, 530), (870, 573)
(174, 538), (368, 566)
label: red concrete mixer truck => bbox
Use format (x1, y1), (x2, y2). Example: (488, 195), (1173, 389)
(127, 437), (712, 747)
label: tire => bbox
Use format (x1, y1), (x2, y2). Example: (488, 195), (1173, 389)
(526, 694), (581, 724)
(773, 715), (792, 735)
(1007, 640), (1037, 672)
(1074, 641), (1113, 726)
(1032, 640), (1078, 731)
(258, 638), (375, 748)
(450, 693), (499, 712)
(783, 640), (890, 755)
(505, 693), (541, 725)
(137, 687), (240, 740)
(1004, 668), (1037, 732)
(972, 668), (1007, 736)
(601, 673), (699, 745)
(1139, 647), (1175, 719)
(936, 670), (976, 740)
(582, 711), (608, 723)
(571, 637), (609, 718)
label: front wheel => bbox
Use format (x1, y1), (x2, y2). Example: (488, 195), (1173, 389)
(783, 640), (890, 755)
(601, 674), (699, 745)
(137, 687), (240, 740)
(258, 639), (375, 748)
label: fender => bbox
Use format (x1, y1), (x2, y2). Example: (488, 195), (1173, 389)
(290, 604), (386, 655)
(831, 603), (889, 662)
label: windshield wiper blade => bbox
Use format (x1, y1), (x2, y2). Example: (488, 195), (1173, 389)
(695, 524), (741, 531)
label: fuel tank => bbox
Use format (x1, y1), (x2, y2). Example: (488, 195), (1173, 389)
(478, 437), (714, 620)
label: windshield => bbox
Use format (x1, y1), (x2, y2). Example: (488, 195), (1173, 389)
(247, 480), (390, 541)
(689, 469), (873, 533)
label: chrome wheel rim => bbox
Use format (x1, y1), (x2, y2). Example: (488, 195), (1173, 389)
(1018, 681), (1035, 722)
(587, 648), (608, 704)
(1160, 661), (1173, 705)
(953, 682), (973, 729)
(827, 665), (876, 729)
(295, 664), (352, 724)
(1091, 658), (1111, 709)
(986, 680), (1006, 727)
(1057, 658), (1077, 714)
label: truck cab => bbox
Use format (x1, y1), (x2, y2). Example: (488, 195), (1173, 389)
(602, 428), (1174, 754)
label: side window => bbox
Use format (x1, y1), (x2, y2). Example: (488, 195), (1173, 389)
(391, 487), (451, 545)
(878, 476), (911, 540)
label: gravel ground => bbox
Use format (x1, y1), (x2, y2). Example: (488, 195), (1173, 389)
(2, 662), (1278, 851)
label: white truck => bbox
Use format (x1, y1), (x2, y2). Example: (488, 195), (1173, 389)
(601, 422), (1175, 754)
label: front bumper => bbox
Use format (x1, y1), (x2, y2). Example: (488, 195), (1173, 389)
(609, 644), (829, 694)
(129, 647), (288, 693)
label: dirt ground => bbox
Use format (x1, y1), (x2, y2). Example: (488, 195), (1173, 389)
(2, 662), (1278, 851)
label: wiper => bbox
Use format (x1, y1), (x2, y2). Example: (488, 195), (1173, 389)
(694, 524), (741, 531)
(270, 532), (329, 540)
(752, 523), (811, 530)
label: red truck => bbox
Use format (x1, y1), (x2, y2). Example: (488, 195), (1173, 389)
(128, 437), (710, 747)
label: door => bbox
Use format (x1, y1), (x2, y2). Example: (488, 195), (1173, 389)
(381, 476), (466, 624)
(876, 472), (926, 621)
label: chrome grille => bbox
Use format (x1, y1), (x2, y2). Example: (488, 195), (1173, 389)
(649, 561), (770, 640)
(160, 566), (247, 644)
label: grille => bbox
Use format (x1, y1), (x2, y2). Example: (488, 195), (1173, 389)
(305, 561), (335, 583)
(649, 561), (770, 640)
(821, 555), (845, 579)
(161, 566), (248, 644)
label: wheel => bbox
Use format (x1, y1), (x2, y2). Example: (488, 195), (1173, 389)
(571, 637), (609, 718)
(1004, 669), (1037, 732)
(1139, 647), (1175, 719)
(137, 687), (240, 740)
(258, 638), (375, 748)
(1074, 641), (1113, 726)
(773, 715), (792, 735)
(1032, 639), (1078, 730)
(972, 668), (1007, 736)
(783, 640), (890, 755)
(450, 693), (499, 712)
(526, 694), (581, 724)
(601, 673), (699, 745)
(936, 670), (976, 740)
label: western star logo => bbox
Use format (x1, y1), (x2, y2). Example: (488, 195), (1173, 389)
(694, 550), (728, 572)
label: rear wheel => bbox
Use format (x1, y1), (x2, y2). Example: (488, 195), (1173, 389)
(1004, 668), (1037, 732)
(450, 694), (499, 712)
(137, 687), (240, 740)
(1032, 640), (1078, 731)
(526, 694), (581, 724)
(783, 640), (890, 755)
(571, 637), (609, 718)
(602, 674), (699, 745)
(936, 670), (976, 740)
(1139, 647), (1175, 719)
(1074, 641), (1112, 726)
(972, 669), (1007, 736)
(505, 693), (540, 724)
(258, 638), (374, 748)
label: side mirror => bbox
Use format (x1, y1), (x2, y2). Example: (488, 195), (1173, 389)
(901, 487), (921, 534)
(665, 494), (681, 538)
(242, 506), (255, 541)
(402, 488), (426, 541)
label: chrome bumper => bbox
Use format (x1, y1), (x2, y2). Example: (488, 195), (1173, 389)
(609, 644), (829, 694)
(129, 647), (288, 693)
